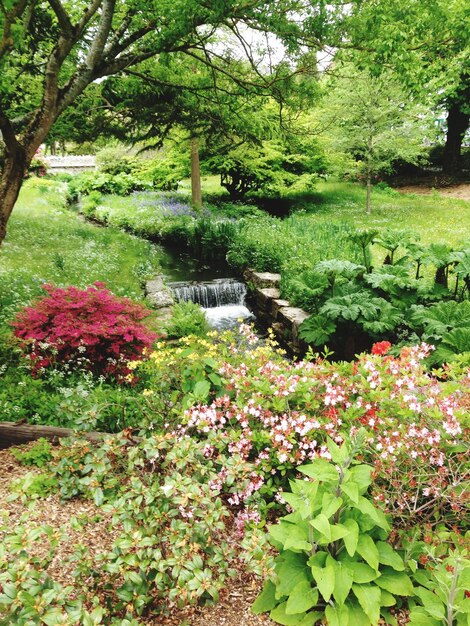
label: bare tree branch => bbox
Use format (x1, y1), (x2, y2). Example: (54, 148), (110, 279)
(46, 0), (73, 34)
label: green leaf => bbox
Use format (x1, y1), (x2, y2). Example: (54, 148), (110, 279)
(356, 534), (379, 571)
(333, 561), (354, 605)
(286, 581), (318, 615)
(284, 533), (313, 553)
(326, 437), (349, 464)
(192, 379), (211, 399)
(281, 492), (310, 516)
(341, 481), (359, 504)
(414, 588), (446, 619)
(270, 521), (311, 552)
(311, 556), (335, 602)
(355, 496), (390, 531)
(299, 314), (336, 345)
(346, 561), (379, 583)
(325, 603), (350, 626)
(308, 551), (327, 568)
(42, 608), (67, 625)
(252, 580), (277, 614)
(321, 493), (343, 518)
(376, 542), (404, 571)
(408, 608), (442, 626)
(381, 608), (398, 625)
(352, 584), (381, 624)
(270, 602), (315, 625)
(1, 583), (17, 600)
(298, 459), (339, 483)
(330, 524), (350, 542)
(374, 568), (414, 596)
(310, 513), (331, 542)
(349, 465), (373, 493)
(348, 603), (371, 626)
(275, 552), (310, 599)
(380, 589), (396, 607)
(343, 519), (359, 557)
(93, 487), (104, 506)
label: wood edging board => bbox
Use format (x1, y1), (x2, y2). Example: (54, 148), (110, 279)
(0, 422), (105, 450)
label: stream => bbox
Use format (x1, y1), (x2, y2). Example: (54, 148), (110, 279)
(156, 243), (255, 330)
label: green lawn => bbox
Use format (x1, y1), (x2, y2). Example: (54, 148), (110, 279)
(306, 181), (470, 247)
(0, 178), (161, 328)
(195, 176), (470, 246)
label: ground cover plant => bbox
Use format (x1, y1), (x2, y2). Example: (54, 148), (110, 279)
(0, 327), (468, 624)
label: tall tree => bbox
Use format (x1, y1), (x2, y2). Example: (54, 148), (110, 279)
(0, 0), (325, 244)
(343, 0), (470, 175)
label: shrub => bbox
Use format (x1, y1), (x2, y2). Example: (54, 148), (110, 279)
(47, 434), (269, 615)
(253, 432), (414, 626)
(10, 439), (53, 468)
(176, 333), (468, 529)
(12, 283), (158, 381)
(165, 301), (210, 339)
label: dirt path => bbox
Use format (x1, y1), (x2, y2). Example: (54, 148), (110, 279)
(397, 183), (470, 201)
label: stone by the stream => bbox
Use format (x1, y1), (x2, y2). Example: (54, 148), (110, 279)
(145, 277), (174, 322)
(244, 269), (310, 353)
(243, 269), (281, 289)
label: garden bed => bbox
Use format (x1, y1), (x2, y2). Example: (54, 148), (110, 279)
(0, 446), (413, 625)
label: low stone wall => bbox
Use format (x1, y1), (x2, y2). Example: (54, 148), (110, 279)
(244, 269), (309, 354)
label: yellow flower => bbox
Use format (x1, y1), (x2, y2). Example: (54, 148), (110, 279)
(127, 360), (141, 370)
(143, 389), (154, 397)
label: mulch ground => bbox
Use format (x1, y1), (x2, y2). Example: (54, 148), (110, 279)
(0, 445), (410, 625)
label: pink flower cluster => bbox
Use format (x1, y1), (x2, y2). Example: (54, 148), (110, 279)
(182, 341), (468, 523)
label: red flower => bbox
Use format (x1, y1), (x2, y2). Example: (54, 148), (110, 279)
(371, 341), (392, 356)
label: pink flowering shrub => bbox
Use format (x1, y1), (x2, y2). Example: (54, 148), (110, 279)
(27, 148), (48, 177)
(12, 283), (158, 381)
(174, 332), (469, 528)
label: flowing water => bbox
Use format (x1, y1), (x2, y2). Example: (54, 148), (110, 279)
(156, 244), (254, 329)
(169, 279), (254, 330)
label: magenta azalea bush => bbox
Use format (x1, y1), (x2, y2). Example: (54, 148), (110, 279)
(12, 283), (158, 381)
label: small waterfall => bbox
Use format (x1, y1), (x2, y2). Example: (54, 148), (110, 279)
(169, 279), (254, 330)
(170, 279), (246, 308)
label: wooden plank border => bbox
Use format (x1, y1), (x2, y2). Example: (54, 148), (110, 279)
(0, 422), (104, 449)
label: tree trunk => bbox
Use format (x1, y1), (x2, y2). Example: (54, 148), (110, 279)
(442, 102), (469, 175)
(0, 149), (27, 245)
(191, 137), (202, 210)
(366, 172), (371, 215)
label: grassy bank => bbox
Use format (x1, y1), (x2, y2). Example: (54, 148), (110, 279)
(0, 178), (161, 328)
